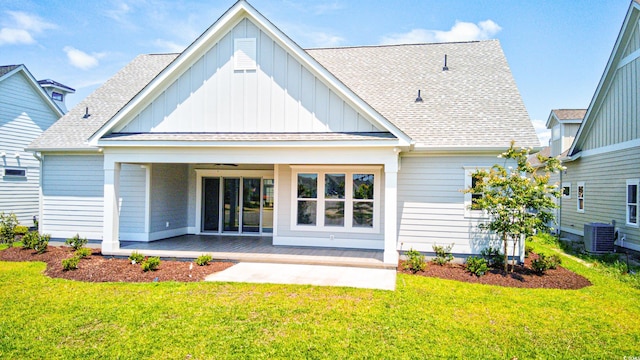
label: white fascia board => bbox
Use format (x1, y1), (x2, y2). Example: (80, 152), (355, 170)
(569, 3), (640, 156)
(408, 145), (538, 154)
(2, 65), (64, 117)
(97, 140), (403, 148)
(88, 1), (411, 146)
(544, 112), (558, 129)
(25, 147), (101, 154)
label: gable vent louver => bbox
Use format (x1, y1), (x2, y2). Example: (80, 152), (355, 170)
(234, 38), (257, 71)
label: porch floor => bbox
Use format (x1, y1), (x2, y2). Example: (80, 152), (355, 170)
(115, 235), (391, 269)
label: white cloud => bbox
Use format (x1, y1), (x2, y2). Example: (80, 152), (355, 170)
(308, 32), (346, 48)
(64, 46), (106, 70)
(531, 118), (551, 147)
(153, 39), (186, 53)
(313, 2), (344, 15)
(0, 11), (56, 46)
(105, 1), (132, 23)
(380, 19), (502, 45)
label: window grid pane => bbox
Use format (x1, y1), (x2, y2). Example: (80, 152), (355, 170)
(325, 174), (345, 199)
(297, 200), (317, 225)
(297, 174), (317, 198)
(325, 201), (344, 226)
(353, 201), (373, 227)
(353, 174), (374, 199)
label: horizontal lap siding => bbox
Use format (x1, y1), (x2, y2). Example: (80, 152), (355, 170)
(150, 164), (188, 233)
(561, 147), (640, 247)
(0, 72), (59, 225)
(42, 155), (104, 240)
(397, 155), (501, 254)
(119, 164), (147, 233)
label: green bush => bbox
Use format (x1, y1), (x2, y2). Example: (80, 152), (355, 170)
(141, 257), (161, 272)
(21, 231), (49, 254)
(129, 251), (145, 264)
(14, 225), (29, 236)
(525, 244), (534, 258)
(75, 247), (92, 259)
(0, 212), (19, 245)
(65, 234), (88, 251)
(480, 246), (504, 269)
(196, 254), (213, 266)
(403, 248), (426, 273)
(466, 256), (489, 277)
(432, 244), (454, 266)
(62, 256), (80, 271)
(532, 253), (562, 274)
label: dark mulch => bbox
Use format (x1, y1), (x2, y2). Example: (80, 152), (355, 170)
(0, 245), (234, 282)
(399, 253), (592, 290)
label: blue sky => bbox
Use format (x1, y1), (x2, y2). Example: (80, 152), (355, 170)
(0, 0), (632, 145)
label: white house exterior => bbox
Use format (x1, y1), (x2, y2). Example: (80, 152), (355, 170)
(557, 0), (640, 252)
(28, 1), (539, 265)
(0, 65), (72, 226)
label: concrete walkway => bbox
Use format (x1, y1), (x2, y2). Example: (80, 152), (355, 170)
(205, 262), (397, 291)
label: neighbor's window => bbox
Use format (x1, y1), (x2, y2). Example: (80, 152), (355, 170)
(577, 181), (585, 212)
(552, 124), (561, 140)
(627, 179), (639, 226)
(3, 167), (26, 177)
(52, 92), (63, 101)
(292, 167), (379, 231)
(562, 182), (571, 198)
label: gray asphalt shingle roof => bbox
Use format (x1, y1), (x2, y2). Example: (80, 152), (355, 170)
(0, 65), (20, 78)
(551, 109), (586, 121)
(31, 40), (539, 150)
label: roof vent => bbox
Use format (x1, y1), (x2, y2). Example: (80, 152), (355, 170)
(442, 54), (449, 71)
(415, 90), (423, 102)
(83, 107), (91, 119)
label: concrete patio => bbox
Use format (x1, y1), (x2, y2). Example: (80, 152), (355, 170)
(110, 234), (392, 269)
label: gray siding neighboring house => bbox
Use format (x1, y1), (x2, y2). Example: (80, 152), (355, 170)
(554, 0), (640, 252)
(0, 65), (73, 226)
(28, 1), (539, 265)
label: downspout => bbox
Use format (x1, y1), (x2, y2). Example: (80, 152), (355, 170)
(32, 151), (43, 230)
(558, 169), (562, 241)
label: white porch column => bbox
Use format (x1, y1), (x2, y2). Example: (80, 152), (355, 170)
(102, 160), (121, 252)
(383, 150), (400, 265)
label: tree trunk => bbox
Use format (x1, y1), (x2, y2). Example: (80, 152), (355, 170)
(511, 238), (517, 273)
(502, 233), (509, 273)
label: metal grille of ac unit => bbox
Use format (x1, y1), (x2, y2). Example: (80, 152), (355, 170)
(583, 223), (615, 253)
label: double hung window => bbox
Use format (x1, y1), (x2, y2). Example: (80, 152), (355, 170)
(627, 179), (639, 226)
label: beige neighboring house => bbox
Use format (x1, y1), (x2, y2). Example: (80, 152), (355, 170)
(0, 65), (74, 226)
(552, 0), (640, 252)
(28, 0), (539, 265)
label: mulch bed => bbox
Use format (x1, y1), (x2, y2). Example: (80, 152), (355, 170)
(1, 245), (591, 289)
(399, 253), (592, 289)
(0, 246), (234, 282)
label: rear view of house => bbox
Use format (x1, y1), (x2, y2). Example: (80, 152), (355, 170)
(0, 65), (74, 226)
(28, 0), (539, 265)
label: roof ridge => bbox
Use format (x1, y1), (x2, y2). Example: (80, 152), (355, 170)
(305, 39), (495, 51)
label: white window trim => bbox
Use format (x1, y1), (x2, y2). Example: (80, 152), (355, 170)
(464, 167), (488, 218)
(290, 165), (381, 233)
(562, 182), (572, 199)
(2, 167), (27, 178)
(577, 181), (585, 213)
(626, 178), (639, 227)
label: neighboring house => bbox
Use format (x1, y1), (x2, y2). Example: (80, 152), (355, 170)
(0, 65), (74, 226)
(555, 0), (640, 252)
(27, 0), (539, 265)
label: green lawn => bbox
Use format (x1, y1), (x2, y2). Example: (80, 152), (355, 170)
(1, 241), (639, 359)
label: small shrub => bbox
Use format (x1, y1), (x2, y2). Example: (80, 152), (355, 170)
(65, 234), (88, 251)
(129, 251), (145, 264)
(75, 247), (92, 259)
(480, 246), (504, 269)
(196, 254), (213, 266)
(62, 256), (80, 271)
(466, 256), (489, 277)
(14, 225), (29, 236)
(525, 244), (534, 258)
(0, 212), (19, 245)
(141, 257), (161, 272)
(403, 248), (426, 273)
(432, 243), (454, 266)
(21, 231), (49, 254)
(532, 253), (562, 274)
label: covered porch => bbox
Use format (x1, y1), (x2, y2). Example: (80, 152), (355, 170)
(114, 234), (389, 269)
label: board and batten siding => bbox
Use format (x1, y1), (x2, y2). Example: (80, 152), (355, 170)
(582, 49), (639, 151)
(41, 155), (104, 240)
(397, 155), (505, 255)
(117, 18), (380, 134)
(149, 163), (189, 240)
(0, 71), (60, 225)
(274, 164), (385, 249)
(560, 147), (640, 249)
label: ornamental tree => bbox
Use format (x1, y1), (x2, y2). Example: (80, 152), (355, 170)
(464, 141), (564, 272)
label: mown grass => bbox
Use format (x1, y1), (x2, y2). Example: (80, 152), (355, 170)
(1, 241), (640, 359)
